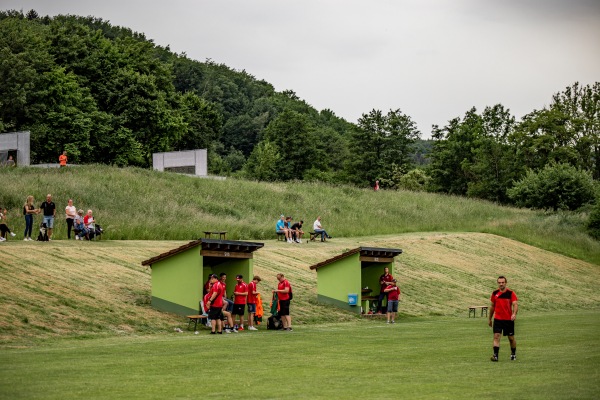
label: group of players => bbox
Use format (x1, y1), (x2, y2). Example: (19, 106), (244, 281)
(203, 273), (260, 334)
(203, 272), (293, 334)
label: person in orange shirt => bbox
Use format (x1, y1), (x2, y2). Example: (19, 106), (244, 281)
(59, 151), (67, 167)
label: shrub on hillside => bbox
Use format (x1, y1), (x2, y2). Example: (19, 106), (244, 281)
(399, 169), (431, 191)
(507, 163), (596, 211)
(588, 201), (600, 240)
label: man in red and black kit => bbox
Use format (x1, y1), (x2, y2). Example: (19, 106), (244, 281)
(488, 275), (518, 361)
(205, 274), (225, 334)
(273, 273), (292, 331)
(378, 267), (394, 314)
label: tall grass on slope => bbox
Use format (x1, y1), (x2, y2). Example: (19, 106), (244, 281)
(1, 165), (598, 264)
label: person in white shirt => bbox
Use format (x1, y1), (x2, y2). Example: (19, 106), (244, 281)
(65, 199), (77, 239)
(313, 216), (332, 241)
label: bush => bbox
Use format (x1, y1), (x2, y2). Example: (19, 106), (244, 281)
(588, 201), (600, 240)
(399, 169), (431, 191)
(507, 163), (596, 211)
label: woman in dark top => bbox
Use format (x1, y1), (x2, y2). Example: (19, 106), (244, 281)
(23, 195), (38, 241)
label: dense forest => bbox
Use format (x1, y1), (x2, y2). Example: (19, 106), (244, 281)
(0, 10), (598, 220)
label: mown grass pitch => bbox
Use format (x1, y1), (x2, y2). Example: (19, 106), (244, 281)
(1, 311), (598, 399)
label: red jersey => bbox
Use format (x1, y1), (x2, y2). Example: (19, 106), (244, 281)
(386, 285), (400, 301)
(234, 282), (248, 304)
(379, 273), (394, 293)
(247, 281), (257, 304)
(203, 293), (211, 313)
(490, 288), (517, 320)
(278, 279), (290, 301)
(209, 281), (225, 308)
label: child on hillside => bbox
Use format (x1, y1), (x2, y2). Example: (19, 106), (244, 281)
(0, 208), (17, 241)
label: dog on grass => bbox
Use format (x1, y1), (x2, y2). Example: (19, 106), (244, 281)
(37, 222), (49, 241)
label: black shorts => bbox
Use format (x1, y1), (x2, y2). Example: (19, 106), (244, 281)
(232, 304), (245, 316)
(208, 306), (223, 320)
(493, 319), (515, 336)
(279, 300), (290, 316)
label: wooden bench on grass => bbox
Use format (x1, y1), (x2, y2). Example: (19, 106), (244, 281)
(309, 232), (325, 242)
(203, 231), (227, 240)
(187, 301), (208, 331)
(469, 305), (488, 318)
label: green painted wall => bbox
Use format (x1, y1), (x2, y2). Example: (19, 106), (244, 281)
(151, 247), (203, 315)
(316, 253), (361, 312)
(315, 256), (398, 314)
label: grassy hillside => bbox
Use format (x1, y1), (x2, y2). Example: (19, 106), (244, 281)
(1, 233), (598, 347)
(1, 165), (598, 264)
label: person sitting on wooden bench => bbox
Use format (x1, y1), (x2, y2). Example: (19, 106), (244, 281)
(290, 219), (304, 243)
(276, 214), (293, 243)
(313, 216), (332, 242)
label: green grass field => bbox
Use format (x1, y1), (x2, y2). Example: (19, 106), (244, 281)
(1, 311), (598, 400)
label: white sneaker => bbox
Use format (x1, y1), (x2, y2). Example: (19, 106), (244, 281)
(248, 326), (258, 331)
(225, 329), (232, 334)
(232, 328), (238, 333)
(0, 237), (5, 242)
(75, 236), (79, 240)
(28, 237), (33, 241)
(287, 238), (292, 243)
(10, 232), (16, 237)
(24, 238), (29, 241)
(296, 239), (302, 243)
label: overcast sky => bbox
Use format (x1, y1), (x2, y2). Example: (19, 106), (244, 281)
(3, 0), (600, 137)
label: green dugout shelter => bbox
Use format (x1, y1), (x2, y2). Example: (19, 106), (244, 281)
(141, 239), (264, 316)
(309, 247), (403, 314)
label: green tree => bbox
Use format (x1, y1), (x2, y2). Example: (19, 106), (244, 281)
(428, 108), (482, 195)
(261, 109), (317, 180)
(507, 163), (596, 211)
(243, 140), (281, 181)
(466, 104), (517, 203)
(347, 109), (420, 187)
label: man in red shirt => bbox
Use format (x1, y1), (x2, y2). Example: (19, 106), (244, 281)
(232, 274), (248, 331)
(246, 275), (261, 331)
(384, 279), (401, 324)
(488, 275), (518, 361)
(273, 273), (292, 331)
(205, 274), (225, 334)
(377, 267), (394, 314)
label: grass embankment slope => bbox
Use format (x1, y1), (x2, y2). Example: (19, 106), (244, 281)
(1, 233), (598, 347)
(1, 165), (598, 264)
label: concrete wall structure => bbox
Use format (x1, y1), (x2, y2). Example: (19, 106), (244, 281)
(0, 131), (30, 166)
(152, 149), (207, 176)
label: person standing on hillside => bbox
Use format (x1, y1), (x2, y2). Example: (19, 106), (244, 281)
(205, 274), (225, 334)
(489, 275), (518, 361)
(377, 267), (394, 314)
(65, 199), (77, 240)
(246, 275), (261, 331)
(59, 151), (67, 167)
(273, 273), (292, 331)
(23, 195), (39, 241)
(40, 194), (56, 241)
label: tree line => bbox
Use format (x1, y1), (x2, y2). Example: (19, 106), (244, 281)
(0, 10), (598, 224)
